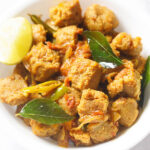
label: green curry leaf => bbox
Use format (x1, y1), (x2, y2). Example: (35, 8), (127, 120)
(139, 56), (150, 107)
(18, 98), (73, 125)
(83, 31), (123, 68)
(28, 14), (56, 34)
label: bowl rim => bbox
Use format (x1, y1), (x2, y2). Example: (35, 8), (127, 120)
(0, 0), (150, 150)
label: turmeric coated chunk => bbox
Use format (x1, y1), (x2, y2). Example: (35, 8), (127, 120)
(111, 32), (142, 57)
(49, 0), (82, 27)
(87, 121), (118, 143)
(53, 25), (83, 47)
(74, 41), (91, 59)
(60, 58), (75, 76)
(135, 56), (146, 74)
(67, 58), (102, 90)
(69, 129), (92, 146)
(107, 62), (141, 100)
(111, 97), (139, 127)
(13, 63), (29, 78)
(77, 89), (109, 117)
(56, 127), (69, 147)
(30, 120), (61, 137)
(58, 87), (81, 116)
(0, 74), (28, 105)
(32, 24), (46, 44)
(13, 63), (32, 85)
(23, 43), (60, 82)
(84, 4), (118, 34)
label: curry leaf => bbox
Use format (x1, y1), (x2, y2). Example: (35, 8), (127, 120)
(83, 31), (123, 68)
(28, 14), (56, 34)
(18, 98), (73, 125)
(139, 56), (150, 107)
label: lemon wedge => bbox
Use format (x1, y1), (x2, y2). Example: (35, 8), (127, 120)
(0, 17), (32, 65)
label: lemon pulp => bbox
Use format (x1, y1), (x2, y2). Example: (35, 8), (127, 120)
(0, 17), (32, 65)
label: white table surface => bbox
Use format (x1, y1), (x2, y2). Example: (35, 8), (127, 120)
(0, 0), (149, 150)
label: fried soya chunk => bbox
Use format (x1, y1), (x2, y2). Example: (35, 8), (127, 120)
(49, 0), (82, 27)
(56, 127), (69, 147)
(87, 121), (118, 143)
(13, 63), (29, 78)
(110, 111), (121, 123)
(0, 74), (29, 105)
(53, 25), (83, 47)
(69, 129), (92, 146)
(77, 89), (109, 117)
(107, 61), (141, 100)
(111, 97), (139, 127)
(60, 57), (75, 76)
(13, 63), (32, 85)
(58, 87), (81, 116)
(23, 42), (60, 82)
(74, 41), (91, 59)
(105, 35), (113, 43)
(133, 56), (146, 74)
(32, 24), (46, 44)
(111, 32), (142, 57)
(67, 58), (102, 90)
(30, 120), (61, 137)
(84, 4), (118, 34)
(60, 41), (91, 76)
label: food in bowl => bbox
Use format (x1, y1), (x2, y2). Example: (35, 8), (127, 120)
(0, 0), (149, 148)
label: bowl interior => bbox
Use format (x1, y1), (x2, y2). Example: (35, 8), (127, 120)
(0, 0), (150, 150)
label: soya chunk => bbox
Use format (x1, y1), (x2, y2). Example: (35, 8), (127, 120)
(13, 63), (29, 78)
(49, 0), (82, 27)
(111, 97), (139, 127)
(67, 58), (102, 90)
(0, 74), (28, 105)
(77, 89), (109, 117)
(87, 121), (118, 143)
(74, 41), (91, 59)
(32, 24), (46, 44)
(111, 32), (142, 57)
(53, 25), (83, 47)
(69, 129), (92, 146)
(60, 58), (74, 76)
(13, 63), (32, 85)
(84, 4), (118, 34)
(30, 120), (61, 137)
(58, 87), (81, 116)
(23, 43), (60, 82)
(107, 65), (141, 100)
(135, 56), (146, 74)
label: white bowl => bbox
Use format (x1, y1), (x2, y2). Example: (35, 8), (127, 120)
(0, 0), (150, 150)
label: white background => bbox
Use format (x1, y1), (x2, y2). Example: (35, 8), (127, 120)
(0, 0), (149, 149)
